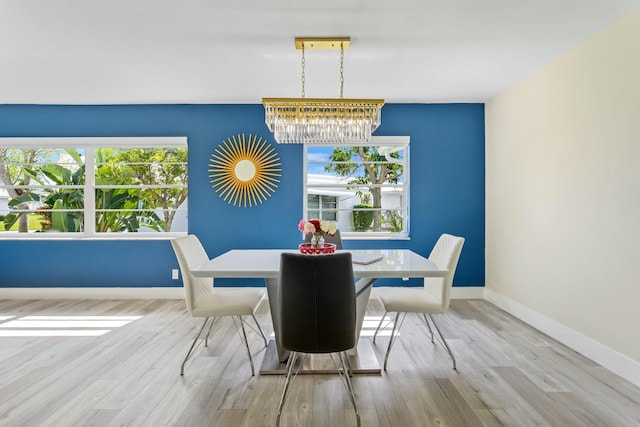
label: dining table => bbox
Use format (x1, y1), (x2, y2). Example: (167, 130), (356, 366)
(190, 248), (448, 374)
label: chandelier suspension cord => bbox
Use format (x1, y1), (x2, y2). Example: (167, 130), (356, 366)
(340, 42), (344, 99)
(301, 44), (306, 98)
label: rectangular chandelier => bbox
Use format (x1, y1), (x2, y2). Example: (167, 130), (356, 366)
(262, 37), (384, 145)
(262, 97), (384, 144)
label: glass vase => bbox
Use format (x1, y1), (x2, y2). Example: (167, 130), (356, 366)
(311, 235), (324, 248)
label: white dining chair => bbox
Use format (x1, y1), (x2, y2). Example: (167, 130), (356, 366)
(171, 235), (267, 376)
(373, 233), (465, 370)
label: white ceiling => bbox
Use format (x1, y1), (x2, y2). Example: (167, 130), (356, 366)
(1, 0), (639, 105)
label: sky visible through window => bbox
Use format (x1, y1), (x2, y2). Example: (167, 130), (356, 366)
(306, 146), (333, 175)
(307, 145), (406, 181)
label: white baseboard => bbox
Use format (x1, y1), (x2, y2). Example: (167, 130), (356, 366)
(0, 287), (185, 300)
(451, 286), (485, 299)
(484, 288), (640, 388)
(1, 286), (484, 301)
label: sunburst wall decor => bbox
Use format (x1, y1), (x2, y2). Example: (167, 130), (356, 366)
(208, 133), (281, 208)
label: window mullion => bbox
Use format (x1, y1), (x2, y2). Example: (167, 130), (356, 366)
(85, 147), (96, 236)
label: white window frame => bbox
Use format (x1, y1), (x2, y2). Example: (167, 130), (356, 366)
(0, 137), (188, 239)
(307, 194), (339, 222)
(303, 136), (410, 240)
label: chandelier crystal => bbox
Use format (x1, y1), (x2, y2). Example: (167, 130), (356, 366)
(262, 37), (384, 145)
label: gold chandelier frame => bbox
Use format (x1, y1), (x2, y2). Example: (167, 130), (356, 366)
(262, 37), (384, 145)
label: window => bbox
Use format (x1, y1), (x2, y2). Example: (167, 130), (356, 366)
(307, 194), (338, 221)
(304, 136), (409, 238)
(0, 137), (187, 238)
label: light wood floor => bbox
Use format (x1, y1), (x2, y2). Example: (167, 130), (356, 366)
(0, 298), (638, 427)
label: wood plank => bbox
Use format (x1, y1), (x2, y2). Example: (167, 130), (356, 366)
(493, 366), (586, 426)
(423, 377), (486, 426)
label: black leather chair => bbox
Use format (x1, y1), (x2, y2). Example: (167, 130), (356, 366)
(275, 252), (360, 427)
(304, 229), (343, 249)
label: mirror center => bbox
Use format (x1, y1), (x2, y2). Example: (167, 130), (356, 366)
(234, 159), (256, 182)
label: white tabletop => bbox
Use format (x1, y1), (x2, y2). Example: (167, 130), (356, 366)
(191, 249), (448, 279)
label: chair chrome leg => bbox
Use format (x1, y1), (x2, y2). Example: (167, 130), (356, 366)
(429, 314), (456, 370)
(373, 312), (386, 343)
(181, 317), (210, 376)
(339, 351), (361, 427)
(252, 314), (268, 347)
(276, 351), (299, 427)
(203, 316), (219, 347)
(326, 352), (360, 427)
(421, 313), (435, 343)
(345, 351), (354, 376)
(383, 312), (406, 371)
(327, 352), (350, 378)
(373, 311), (393, 344)
(233, 316), (255, 376)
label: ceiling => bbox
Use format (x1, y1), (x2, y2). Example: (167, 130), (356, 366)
(1, 0), (639, 105)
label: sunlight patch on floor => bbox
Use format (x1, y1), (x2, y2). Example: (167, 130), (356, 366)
(0, 315), (142, 337)
(359, 315), (396, 337)
(0, 329), (111, 337)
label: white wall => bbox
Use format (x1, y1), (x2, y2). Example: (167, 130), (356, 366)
(485, 7), (640, 382)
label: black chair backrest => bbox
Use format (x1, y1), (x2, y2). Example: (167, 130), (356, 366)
(279, 252), (356, 353)
(304, 229), (343, 249)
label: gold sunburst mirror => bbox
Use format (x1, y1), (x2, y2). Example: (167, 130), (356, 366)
(209, 134), (281, 208)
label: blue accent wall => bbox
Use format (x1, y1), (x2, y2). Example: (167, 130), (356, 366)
(0, 104), (484, 288)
